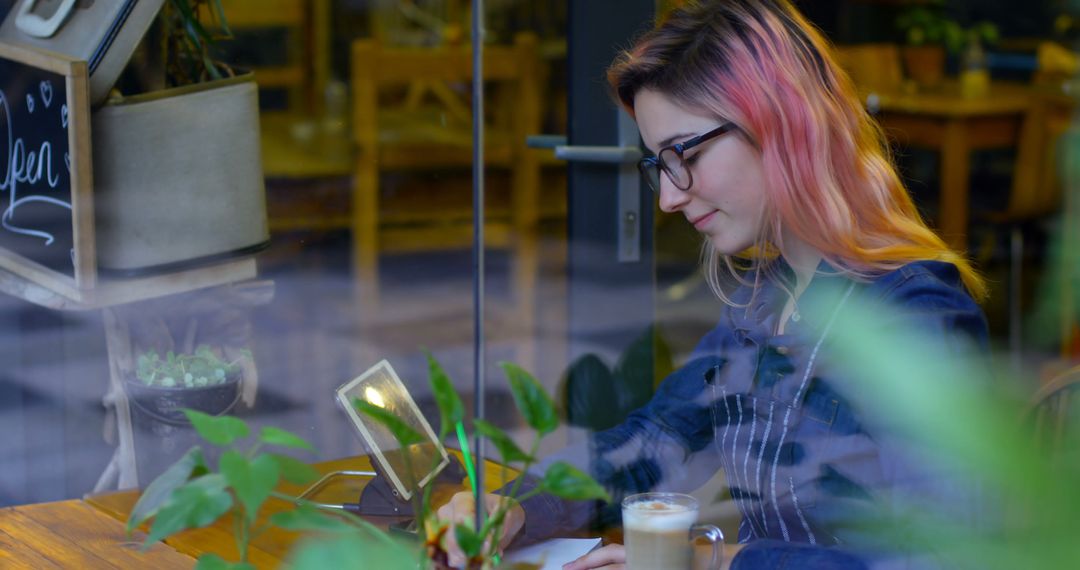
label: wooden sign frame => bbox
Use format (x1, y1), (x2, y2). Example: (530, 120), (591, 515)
(0, 40), (95, 300)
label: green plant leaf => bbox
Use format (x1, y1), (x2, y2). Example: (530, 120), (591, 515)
(454, 523), (484, 559)
(128, 446), (207, 533)
(220, 451), (279, 524)
(287, 534), (417, 570)
(258, 427), (316, 452)
(184, 409), (250, 446)
(145, 474), (233, 546)
(194, 553), (253, 570)
(500, 362), (558, 436)
(268, 453), (320, 486)
(473, 419), (532, 464)
(206, 0), (233, 36)
(426, 351), (465, 437)
(270, 504), (356, 533)
(173, 0), (213, 42)
(352, 399), (424, 447)
(539, 462), (610, 502)
(194, 553), (228, 570)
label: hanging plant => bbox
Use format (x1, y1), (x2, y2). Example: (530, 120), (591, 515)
(160, 0), (235, 87)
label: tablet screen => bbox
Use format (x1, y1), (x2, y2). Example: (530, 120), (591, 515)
(335, 360), (450, 500)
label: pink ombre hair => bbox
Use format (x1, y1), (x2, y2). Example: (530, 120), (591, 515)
(608, 0), (987, 303)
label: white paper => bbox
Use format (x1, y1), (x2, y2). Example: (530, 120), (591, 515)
(503, 537), (602, 570)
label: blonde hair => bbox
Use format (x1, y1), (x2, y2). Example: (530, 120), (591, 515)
(608, 0), (987, 303)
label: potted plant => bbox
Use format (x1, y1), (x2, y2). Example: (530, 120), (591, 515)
(895, 2), (999, 88)
(92, 0), (270, 275)
(126, 345), (248, 427)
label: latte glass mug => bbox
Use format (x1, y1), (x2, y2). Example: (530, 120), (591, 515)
(622, 493), (724, 570)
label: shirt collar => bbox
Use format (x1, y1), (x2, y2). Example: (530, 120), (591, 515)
(729, 257), (850, 339)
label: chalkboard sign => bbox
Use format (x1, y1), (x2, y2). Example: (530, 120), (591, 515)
(0, 41), (94, 299)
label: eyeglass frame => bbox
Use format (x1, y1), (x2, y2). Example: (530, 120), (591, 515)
(638, 122), (738, 194)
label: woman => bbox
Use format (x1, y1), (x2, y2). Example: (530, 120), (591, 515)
(440, 1), (989, 568)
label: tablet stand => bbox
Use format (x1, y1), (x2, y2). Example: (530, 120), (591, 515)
(296, 453), (470, 517)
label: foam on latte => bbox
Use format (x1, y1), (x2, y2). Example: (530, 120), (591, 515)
(622, 500), (697, 532)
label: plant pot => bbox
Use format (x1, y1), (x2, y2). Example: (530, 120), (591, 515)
(92, 73), (270, 276)
(901, 45), (946, 88)
(126, 375), (241, 427)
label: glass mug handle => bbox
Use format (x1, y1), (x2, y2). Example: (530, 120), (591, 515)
(689, 523), (724, 570)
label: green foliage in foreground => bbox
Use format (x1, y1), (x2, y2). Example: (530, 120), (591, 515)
(126, 410), (326, 569)
(802, 285), (1080, 568)
(129, 355), (610, 570)
(298, 354), (610, 570)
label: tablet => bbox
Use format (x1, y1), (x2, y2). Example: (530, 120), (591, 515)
(335, 360), (450, 500)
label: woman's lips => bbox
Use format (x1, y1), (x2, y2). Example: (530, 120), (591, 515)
(691, 210), (718, 230)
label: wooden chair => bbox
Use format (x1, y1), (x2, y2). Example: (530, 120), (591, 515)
(349, 33), (543, 328)
(1064, 135), (1080, 360)
(220, 0), (331, 113)
(1034, 41), (1078, 88)
(1031, 42), (1080, 360)
(979, 86), (1076, 364)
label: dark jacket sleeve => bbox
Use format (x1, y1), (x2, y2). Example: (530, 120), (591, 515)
(503, 353), (727, 544)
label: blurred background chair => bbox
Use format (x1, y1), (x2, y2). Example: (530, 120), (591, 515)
(973, 44), (1077, 366)
(220, 0), (354, 233)
(983, 92), (1073, 361)
(349, 32), (543, 332)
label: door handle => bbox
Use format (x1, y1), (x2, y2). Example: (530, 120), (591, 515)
(526, 135), (642, 164)
(525, 135), (567, 149)
(525, 109), (643, 263)
(554, 145), (642, 164)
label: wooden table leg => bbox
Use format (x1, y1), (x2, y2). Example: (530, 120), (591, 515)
(939, 118), (972, 252)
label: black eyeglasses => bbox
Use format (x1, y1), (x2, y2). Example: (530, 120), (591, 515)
(638, 122), (737, 194)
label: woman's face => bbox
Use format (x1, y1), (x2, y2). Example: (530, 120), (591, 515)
(634, 88), (767, 255)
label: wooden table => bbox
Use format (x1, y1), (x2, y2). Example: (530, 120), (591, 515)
(871, 81), (1035, 250)
(0, 500), (194, 568)
(74, 451), (516, 568)
(259, 112), (352, 181)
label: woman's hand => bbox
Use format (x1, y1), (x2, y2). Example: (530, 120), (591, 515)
(563, 541), (741, 570)
(563, 544), (625, 570)
(436, 491), (525, 568)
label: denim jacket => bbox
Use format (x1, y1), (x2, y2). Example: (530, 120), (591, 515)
(509, 260), (989, 569)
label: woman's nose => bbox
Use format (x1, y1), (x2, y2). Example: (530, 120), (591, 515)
(657, 177), (690, 213)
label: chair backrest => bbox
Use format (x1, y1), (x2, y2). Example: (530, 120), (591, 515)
(1006, 91), (1076, 219)
(1006, 42), (1078, 219)
(369, 0), (467, 47)
(833, 43), (904, 94)
(1034, 41), (1078, 87)
(1026, 365), (1080, 460)
(349, 32), (541, 162)
(220, 0), (330, 113)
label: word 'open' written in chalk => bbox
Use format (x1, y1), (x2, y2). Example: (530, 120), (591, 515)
(0, 81), (72, 247)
